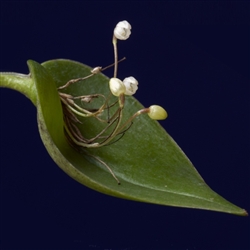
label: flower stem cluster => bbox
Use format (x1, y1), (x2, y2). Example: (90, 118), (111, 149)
(58, 21), (168, 183)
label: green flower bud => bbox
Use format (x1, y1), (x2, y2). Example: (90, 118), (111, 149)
(148, 105), (168, 120)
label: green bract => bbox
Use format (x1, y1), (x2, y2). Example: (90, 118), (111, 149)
(0, 59), (247, 216)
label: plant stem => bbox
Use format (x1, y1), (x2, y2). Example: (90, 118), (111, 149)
(112, 36), (118, 78)
(0, 72), (36, 105)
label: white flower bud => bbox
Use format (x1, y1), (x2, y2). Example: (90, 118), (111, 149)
(109, 78), (126, 96)
(81, 96), (92, 103)
(91, 66), (102, 74)
(114, 20), (131, 40)
(148, 105), (168, 120)
(123, 76), (138, 95)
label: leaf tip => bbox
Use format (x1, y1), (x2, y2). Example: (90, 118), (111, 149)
(241, 209), (248, 217)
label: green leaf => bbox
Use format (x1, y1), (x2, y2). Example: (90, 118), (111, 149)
(0, 59), (247, 216)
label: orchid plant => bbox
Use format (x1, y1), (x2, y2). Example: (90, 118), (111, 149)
(57, 21), (167, 184)
(0, 20), (247, 216)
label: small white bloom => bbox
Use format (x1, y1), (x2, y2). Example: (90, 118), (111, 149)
(109, 78), (126, 96)
(123, 76), (138, 95)
(114, 20), (131, 40)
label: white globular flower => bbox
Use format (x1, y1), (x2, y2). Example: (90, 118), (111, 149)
(148, 105), (168, 120)
(123, 76), (138, 95)
(114, 20), (132, 40)
(109, 78), (126, 96)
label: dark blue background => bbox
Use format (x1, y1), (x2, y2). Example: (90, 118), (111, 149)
(1, 2), (249, 250)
